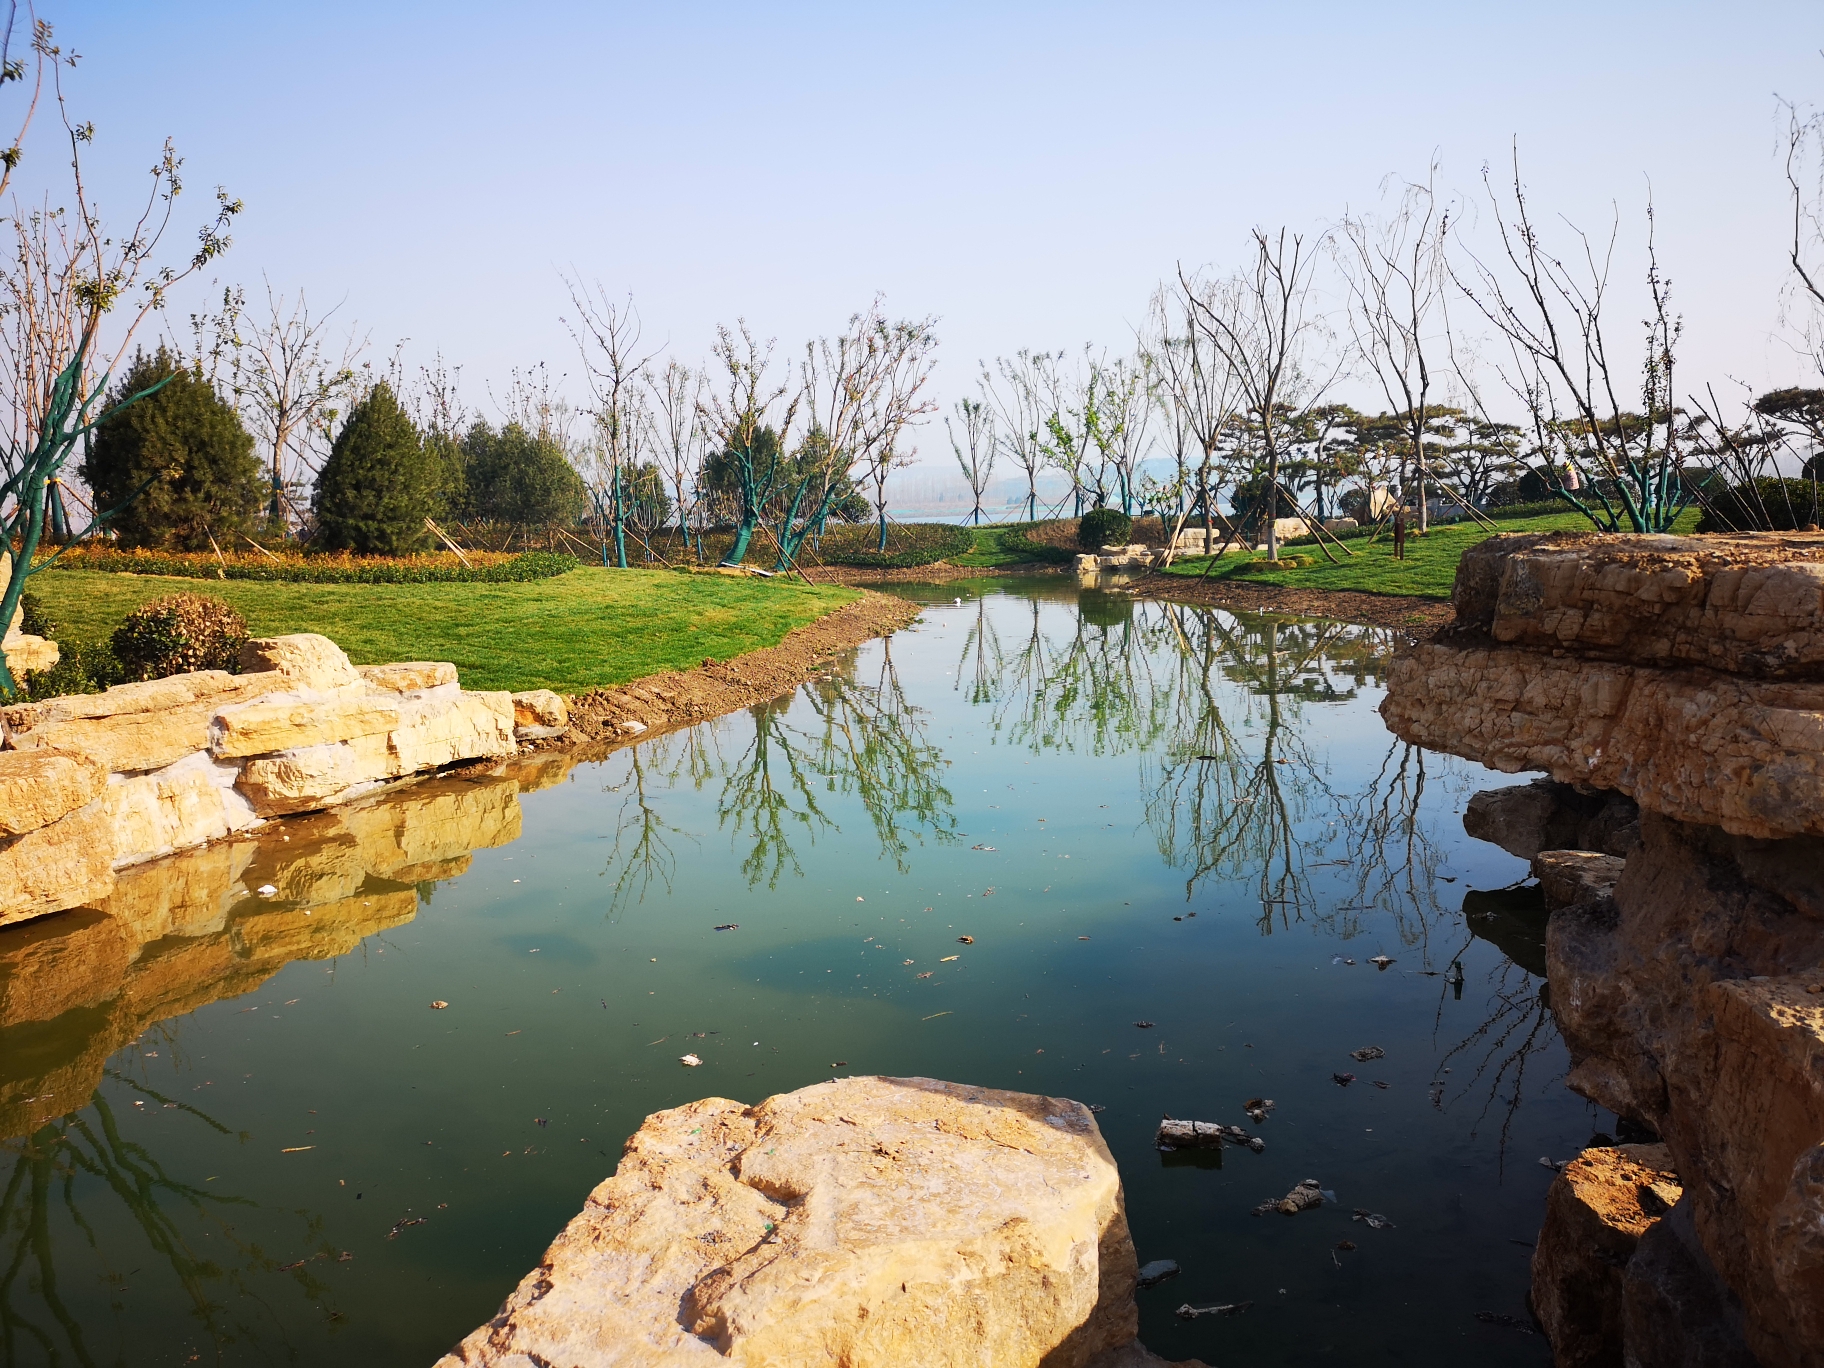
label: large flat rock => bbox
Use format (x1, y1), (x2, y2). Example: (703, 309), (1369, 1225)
(1449, 530), (1824, 678)
(437, 1076), (1192, 1368)
(1382, 641), (1824, 839)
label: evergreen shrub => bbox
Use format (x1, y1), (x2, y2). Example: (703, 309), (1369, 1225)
(1077, 508), (1134, 549)
(110, 594), (250, 681)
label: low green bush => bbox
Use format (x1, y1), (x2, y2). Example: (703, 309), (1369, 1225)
(23, 639), (125, 699)
(111, 594), (249, 681)
(17, 591), (53, 638)
(50, 549), (579, 584)
(1696, 479), (1823, 532)
(1077, 508), (1133, 549)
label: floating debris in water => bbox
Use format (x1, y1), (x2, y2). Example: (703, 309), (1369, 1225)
(1177, 1301), (1251, 1319)
(1369, 954), (1395, 969)
(680, 1054), (702, 1067)
(1134, 1021), (1156, 1029)
(1474, 1311), (1536, 1334)
(385, 1216), (428, 1239)
(1349, 1045), (1385, 1063)
(1332, 1072), (1357, 1086)
(713, 923), (739, 931)
(1136, 1259), (1180, 1288)
(1243, 1097), (1274, 1123)
(957, 935), (975, 944)
(429, 1000), (449, 1010)
(1352, 1209), (1395, 1229)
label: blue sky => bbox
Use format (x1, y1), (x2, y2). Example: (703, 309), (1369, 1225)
(38, 1), (1824, 475)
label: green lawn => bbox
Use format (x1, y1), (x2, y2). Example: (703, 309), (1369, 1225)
(31, 567), (859, 694)
(1158, 509), (1702, 598)
(950, 523), (1071, 568)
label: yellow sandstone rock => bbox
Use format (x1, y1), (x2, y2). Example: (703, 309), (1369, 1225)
(436, 1075), (1179, 1368)
(208, 693), (402, 759)
(0, 746), (105, 836)
(0, 798), (115, 928)
(238, 633), (364, 689)
(360, 661), (459, 693)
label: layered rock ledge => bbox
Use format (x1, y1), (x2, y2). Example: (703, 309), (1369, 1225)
(1381, 530), (1824, 1368)
(437, 1076), (1202, 1368)
(0, 634), (565, 929)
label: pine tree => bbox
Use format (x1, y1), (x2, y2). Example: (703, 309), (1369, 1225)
(312, 383), (439, 553)
(80, 347), (262, 549)
(459, 420), (587, 526)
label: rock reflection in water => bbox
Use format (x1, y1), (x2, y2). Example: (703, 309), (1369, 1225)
(0, 757), (568, 1362)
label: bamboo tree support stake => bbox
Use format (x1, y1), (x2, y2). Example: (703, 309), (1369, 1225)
(424, 518), (473, 568)
(205, 528), (228, 578)
(239, 532), (283, 562)
(757, 520), (815, 586)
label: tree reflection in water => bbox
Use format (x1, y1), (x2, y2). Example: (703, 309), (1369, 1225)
(1, 1081), (330, 1365)
(596, 639), (957, 899)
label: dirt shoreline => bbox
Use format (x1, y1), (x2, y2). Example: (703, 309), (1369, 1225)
(794, 560), (1059, 585)
(1126, 569), (1452, 631)
(543, 590), (922, 754)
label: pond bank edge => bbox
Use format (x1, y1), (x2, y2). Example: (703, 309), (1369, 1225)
(1126, 569), (1451, 632)
(544, 590), (922, 754)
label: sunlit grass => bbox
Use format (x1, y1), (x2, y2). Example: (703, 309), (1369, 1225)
(31, 567), (859, 693)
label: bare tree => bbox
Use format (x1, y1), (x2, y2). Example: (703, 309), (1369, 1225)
(1336, 167), (1463, 532)
(946, 395), (994, 525)
(1089, 350), (1153, 516)
(563, 279), (660, 567)
(825, 304), (938, 552)
(218, 279), (365, 534)
(644, 356), (705, 555)
(702, 320), (795, 566)
(1146, 279), (1246, 560)
(1452, 150), (1696, 533)
(0, 18), (239, 692)
(1181, 229), (1332, 561)
(982, 350), (1053, 521)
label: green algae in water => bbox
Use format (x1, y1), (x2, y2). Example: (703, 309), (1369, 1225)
(0, 583), (1585, 1365)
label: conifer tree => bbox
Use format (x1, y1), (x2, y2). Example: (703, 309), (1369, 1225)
(80, 347), (262, 549)
(459, 420), (586, 526)
(312, 382), (438, 553)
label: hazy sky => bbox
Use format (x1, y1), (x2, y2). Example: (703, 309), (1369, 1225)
(39, 2), (1824, 477)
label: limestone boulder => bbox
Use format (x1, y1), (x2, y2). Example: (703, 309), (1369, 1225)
(4, 671), (289, 774)
(208, 692), (401, 759)
(0, 798), (115, 928)
(511, 689), (568, 740)
(1463, 778), (1638, 859)
(2, 631), (57, 678)
(1381, 641), (1824, 840)
(1447, 530), (1824, 678)
(0, 746), (106, 836)
(1531, 1143), (1681, 1367)
(238, 633), (364, 690)
(106, 751), (264, 867)
(1534, 850), (1627, 911)
(437, 1075), (1184, 1368)
(360, 661), (459, 693)
(1544, 814), (1824, 1368)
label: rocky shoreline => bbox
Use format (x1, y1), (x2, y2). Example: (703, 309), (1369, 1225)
(1382, 529), (1824, 1367)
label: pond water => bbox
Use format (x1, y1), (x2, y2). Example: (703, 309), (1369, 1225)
(0, 579), (1606, 1366)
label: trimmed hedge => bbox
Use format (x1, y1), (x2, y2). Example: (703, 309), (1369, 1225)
(46, 548), (579, 584)
(812, 522), (976, 569)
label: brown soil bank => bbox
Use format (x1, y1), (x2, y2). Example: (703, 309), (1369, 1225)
(560, 590), (920, 748)
(1128, 570), (1451, 632)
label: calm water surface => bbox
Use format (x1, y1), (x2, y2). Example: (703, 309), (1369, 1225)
(0, 580), (1601, 1366)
